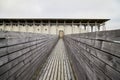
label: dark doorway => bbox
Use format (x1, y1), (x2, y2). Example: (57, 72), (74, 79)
(59, 30), (64, 38)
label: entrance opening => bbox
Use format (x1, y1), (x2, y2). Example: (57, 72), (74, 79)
(59, 30), (64, 38)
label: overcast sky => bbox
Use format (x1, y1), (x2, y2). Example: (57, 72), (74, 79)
(0, 0), (120, 30)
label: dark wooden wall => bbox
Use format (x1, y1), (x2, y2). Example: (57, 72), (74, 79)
(64, 29), (120, 80)
(0, 31), (58, 80)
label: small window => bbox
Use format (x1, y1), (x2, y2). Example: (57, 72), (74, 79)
(45, 29), (47, 31)
(38, 29), (39, 31)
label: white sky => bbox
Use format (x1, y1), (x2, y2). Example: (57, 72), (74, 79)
(0, 0), (120, 30)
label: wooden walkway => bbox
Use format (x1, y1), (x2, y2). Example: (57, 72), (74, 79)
(39, 39), (75, 80)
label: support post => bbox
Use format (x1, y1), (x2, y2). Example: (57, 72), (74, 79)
(10, 21), (13, 31)
(79, 22), (81, 33)
(95, 22), (98, 31)
(102, 23), (106, 31)
(25, 20), (28, 32)
(41, 21), (43, 33)
(48, 21), (51, 34)
(98, 24), (100, 31)
(56, 21), (58, 35)
(33, 20), (35, 33)
(87, 22), (90, 32)
(91, 25), (93, 32)
(18, 21), (20, 32)
(64, 21), (65, 34)
(72, 21), (74, 34)
(3, 21), (5, 31)
(84, 24), (87, 32)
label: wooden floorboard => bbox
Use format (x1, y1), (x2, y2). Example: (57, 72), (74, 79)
(39, 39), (75, 80)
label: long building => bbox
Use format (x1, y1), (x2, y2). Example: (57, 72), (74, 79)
(1, 18), (120, 80)
(0, 18), (109, 34)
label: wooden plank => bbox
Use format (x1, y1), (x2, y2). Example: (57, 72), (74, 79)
(39, 39), (75, 80)
(46, 59), (54, 80)
(57, 61), (61, 80)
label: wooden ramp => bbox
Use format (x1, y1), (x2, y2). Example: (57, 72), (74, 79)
(39, 39), (75, 80)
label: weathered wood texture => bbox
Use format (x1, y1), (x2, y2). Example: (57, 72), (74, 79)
(64, 29), (120, 80)
(0, 31), (58, 80)
(39, 39), (75, 80)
